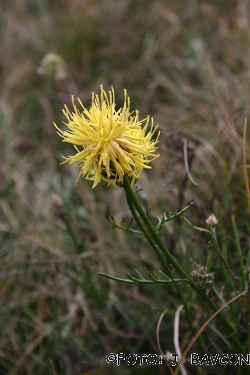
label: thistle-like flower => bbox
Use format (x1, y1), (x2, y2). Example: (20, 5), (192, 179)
(54, 86), (160, 188)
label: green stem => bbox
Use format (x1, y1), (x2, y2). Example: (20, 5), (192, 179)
(125, 190), (171, 273)
(125, 188), (199, 340)
(122, 177), (243, 350)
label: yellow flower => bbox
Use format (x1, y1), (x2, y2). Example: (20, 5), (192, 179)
(54, 85), (160, 188)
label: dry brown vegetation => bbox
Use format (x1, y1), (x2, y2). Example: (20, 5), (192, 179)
(0, 1), (250, 374)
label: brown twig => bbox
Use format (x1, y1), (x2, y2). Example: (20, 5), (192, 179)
(174, 290), (247, 375)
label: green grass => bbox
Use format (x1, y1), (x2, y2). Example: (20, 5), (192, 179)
(0, 1), (250, 374)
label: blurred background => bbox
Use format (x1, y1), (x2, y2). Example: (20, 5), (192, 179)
(0, 1), (250, 374)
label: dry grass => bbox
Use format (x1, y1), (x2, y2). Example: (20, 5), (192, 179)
(0, 1), (250, 374)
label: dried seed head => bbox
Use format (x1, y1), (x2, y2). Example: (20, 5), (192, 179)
(205, 213), (218, 226)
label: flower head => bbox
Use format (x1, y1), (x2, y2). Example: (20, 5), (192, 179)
(205, 213), (218, 226)
(54, 86), (160, 188)
(37, 52), (67, 80)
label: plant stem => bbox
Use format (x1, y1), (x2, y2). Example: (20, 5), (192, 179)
(126, 189), (199, 340)
(125, 190), (171, 272)
(122, 177), (243, 350)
